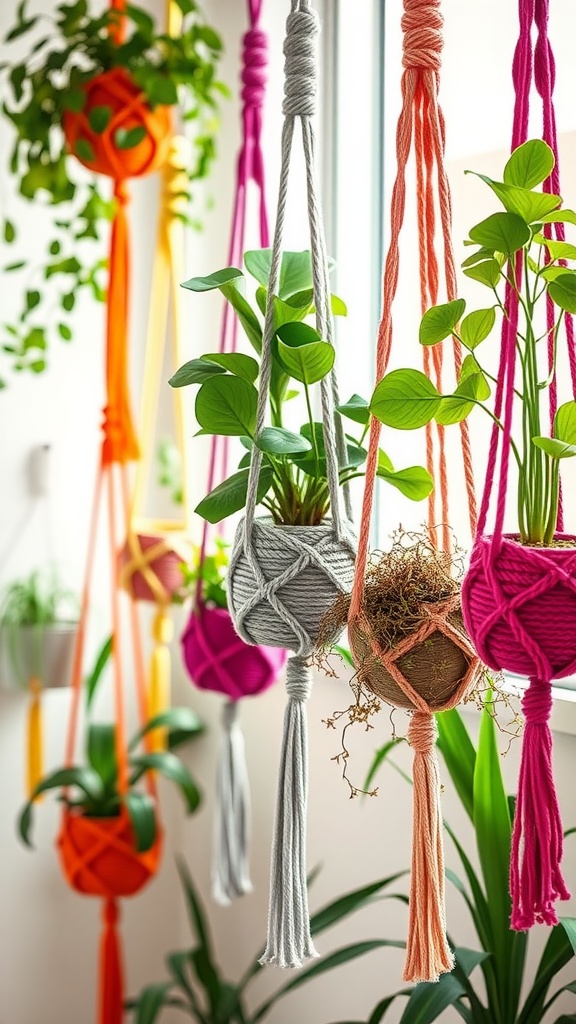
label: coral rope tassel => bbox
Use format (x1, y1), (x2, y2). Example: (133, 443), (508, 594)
(98, 897), (124, 1024)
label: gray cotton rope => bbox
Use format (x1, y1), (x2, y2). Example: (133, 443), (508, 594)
(229, 0), (355, 970)
(212, 700), (253, 905)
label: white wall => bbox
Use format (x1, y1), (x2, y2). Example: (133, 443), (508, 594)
(1, 3), (576, 1024)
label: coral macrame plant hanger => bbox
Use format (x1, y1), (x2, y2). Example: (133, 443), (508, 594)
(181, 0), (286, 907)
(119, 0), (194, 753)
(348, 0), (480, 985)
(462, 0), (574, 931)
(58, 2), (171, 1022)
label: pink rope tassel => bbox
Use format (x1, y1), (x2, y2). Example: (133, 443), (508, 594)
(510, 678), (570, 929)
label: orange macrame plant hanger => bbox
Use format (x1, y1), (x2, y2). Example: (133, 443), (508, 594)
(348, 0), (480, 985)
(57, 2), (172, 1020)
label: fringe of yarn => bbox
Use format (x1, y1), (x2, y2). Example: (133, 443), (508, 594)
(212, 700), (253, 905)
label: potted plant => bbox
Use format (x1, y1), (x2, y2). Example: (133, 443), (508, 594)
(367, 139), (576, 930)
(0, 569), (78, 691)
(0, 0), (225, 386)
(170, 248), (434, 657)
(327, 696), (576, 1023)
(128, 858), (408, 1023)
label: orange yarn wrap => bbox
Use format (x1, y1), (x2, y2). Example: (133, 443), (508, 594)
(348, 0), (478, 985)
(58, 3), (173, 1020)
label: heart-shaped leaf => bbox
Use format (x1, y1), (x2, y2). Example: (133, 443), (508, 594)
(256, 427), (312, 455)
(555, 401), (576, 445)
(195, 375), (258, 436)
(377, 464), (434, 501)
(532, 436), (576, 459)
(195, 466), (274, 523)
(548, 273), (576, 314)
(460, 307), (496, 350)
(503, 139), (555, 189)
(202, 352), (259, 383)
(419, 299), (466, 346)
(169, 359), (226, 388)
(370, 369), (441, 429)
(469, 212), (530, 256)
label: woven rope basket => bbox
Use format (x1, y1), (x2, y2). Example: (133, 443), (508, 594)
(229, 518), (356, 656)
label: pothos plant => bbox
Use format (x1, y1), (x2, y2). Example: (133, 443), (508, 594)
(169, 249), (434, 527)
(17, 634), (204, 852)
(369, 139), (576, 547)
(0, 0), (226, 385)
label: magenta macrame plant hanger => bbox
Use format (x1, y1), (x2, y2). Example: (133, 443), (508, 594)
(463, 0), (575, 931)
(181, 0), (286, 905)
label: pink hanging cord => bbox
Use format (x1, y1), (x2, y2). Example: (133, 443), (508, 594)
(195, 0), (270, 609)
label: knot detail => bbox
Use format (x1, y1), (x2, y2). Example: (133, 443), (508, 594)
(282, 8), (319, 118)
(242, 27), (268, 109)
(228, 518), (357, 657)
(408, 710), (437, 753)
(522, 677), (553, 725)
(222, 699), (239, 731)
(401, 0), (443, 71)
(462, 534), (576, 680)
(286, 655), (312, 702)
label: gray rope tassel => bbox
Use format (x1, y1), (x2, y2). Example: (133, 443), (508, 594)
(212, 700), (253, 905)
(260, 655), (318, 968)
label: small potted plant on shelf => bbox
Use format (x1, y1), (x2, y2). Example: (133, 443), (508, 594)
(0, 0), (226, 386)
(366, 138), (576, 930)
(170, 248), (434, 657)
(0, 570), (78, 691)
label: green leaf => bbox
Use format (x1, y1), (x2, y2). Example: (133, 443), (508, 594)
(195, 466), (274, 524)
(124, 791), (157, 853)
(3, 219), (15, 243)
(463, 260), (501, 289)
(276, 326), (335, 385)
(181, 269), (263, 353)
(131, 706), (204, 751)
(548, 273), (576, 314)
(461, 246), (498, 269)
(437, 708), (476, 821)
(87, 723), (117, 788)
(436, 368), (490, 425)
(85, 635), (112, 709)
(62, 293), (75, 312)
(58, 323), (73, 341)
(532, 234), (576, 262)
(182, 268), (244, 293)
(129, 751), (201, 814)
(252, 942), (405, 1021)
(310, 872), (409, 936)
(147, 75), (178, 106)
(469, 212), (531, 255)
(74, 138), (96, 163)
(460, 308), (496, 350)
(114, 126), (147, 150)
(363, 739), (406, 793)
(169, 358), (226, 388)
(469, 174), (561, 222)
(540, 210), (576, 227)
(473, 698), (512, 991)
(504, 140), (555, 189)
(195, 375), (258, 436)
(555, 401), (576, 445)
(370, 369), (441, 429)
(377, 464), (434, 501)
(419, 299), (466, 346)
(203, 352), (259, 383)
(176, 856), (214, 960)
(18, 767), (105, 847)
(337, 394), (370, 424)
(25, 290), (40, 313)
(532, 436), (576, 459)
(131, 982), (176, 1024)
(245, 249), (334, 300)
(256, 427), (312, 455)
(88, 105), (112, 134)
(398, 972), (467, 1023)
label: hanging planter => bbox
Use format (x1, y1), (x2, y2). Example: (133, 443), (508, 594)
(0, 0), (225, 386)
(346, 534), (479, 713)
(118, 531), (188, 605)
(58, 807), (162, 899)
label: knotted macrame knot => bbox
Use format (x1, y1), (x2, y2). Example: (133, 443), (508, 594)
(401, 0), (443, 71)
(286, 655), (312, 702)
(113, 180), (130, 207)
(408, 709), (437, 753)
(103, 897), (120, 927)
(522, 677), (553, 725)
(242, 28), (268, 109)
(222, 699), (239, 731)
(282, 7), (319, 118)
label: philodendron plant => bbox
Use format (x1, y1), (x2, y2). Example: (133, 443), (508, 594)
(170, 249), (433, 526)
(370, 139), (576, 546)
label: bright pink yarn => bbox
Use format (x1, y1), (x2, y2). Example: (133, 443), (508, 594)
(462, 534), (576, 681)
(181, 605), (286, 701)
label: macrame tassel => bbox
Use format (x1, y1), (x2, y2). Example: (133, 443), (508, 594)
(260, 655), (318, 969)
(213, 700), (253, 905)
(98, 897), (124, 1024)
(404, 711), (454, 984)
(27, 677), (44, 798)
(510, 678), (570, 929)
(148, 609), (172, 752)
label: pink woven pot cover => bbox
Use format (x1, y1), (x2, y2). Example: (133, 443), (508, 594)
(462, 533), (576, 681)
(118, 533), (185, 604)
(181, 605), (286, 700)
